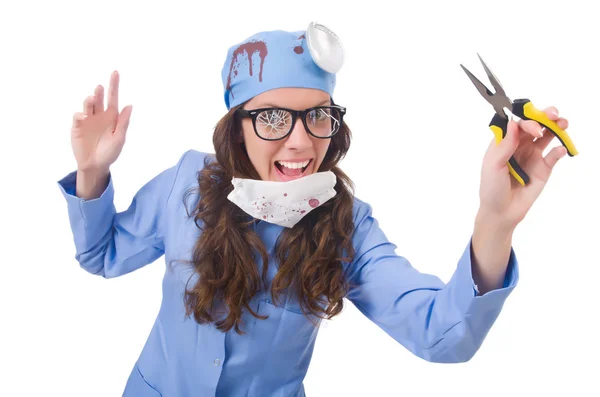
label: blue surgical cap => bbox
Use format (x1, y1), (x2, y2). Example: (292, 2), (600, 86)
(221, 29), (337, 109)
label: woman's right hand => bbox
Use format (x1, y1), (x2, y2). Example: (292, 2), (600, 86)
(71, 71), (133, 173)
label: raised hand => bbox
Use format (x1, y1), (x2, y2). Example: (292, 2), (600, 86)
(71, 71), (133, 173)
(477, 106), (570, 228)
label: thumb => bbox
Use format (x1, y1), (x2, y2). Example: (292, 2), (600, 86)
(114, 105), (133, 141)
(496, 119), (519, 164)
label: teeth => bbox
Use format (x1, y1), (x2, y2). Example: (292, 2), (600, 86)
(277, 160), (310, 169)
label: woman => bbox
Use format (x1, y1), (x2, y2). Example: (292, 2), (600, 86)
(57, 24), (570, 396)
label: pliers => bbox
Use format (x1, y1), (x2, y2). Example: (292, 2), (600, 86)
(460, 54), (578, 185)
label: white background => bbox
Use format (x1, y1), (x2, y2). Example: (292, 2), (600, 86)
(1, 0), (599, 395)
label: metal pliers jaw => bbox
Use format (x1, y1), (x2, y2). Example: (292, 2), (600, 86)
(461, 54), (578, 186)
(461, 54), (513, 120)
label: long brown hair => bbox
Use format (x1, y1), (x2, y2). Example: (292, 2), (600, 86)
(180, 102), (356, 334)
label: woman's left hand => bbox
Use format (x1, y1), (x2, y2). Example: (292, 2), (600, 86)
(477, 106), (570, 229)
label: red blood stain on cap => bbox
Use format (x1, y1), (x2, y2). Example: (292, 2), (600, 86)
(308, 199), (319, 208)
(226, 41), (268, 99)
(294, 34), (305, 54)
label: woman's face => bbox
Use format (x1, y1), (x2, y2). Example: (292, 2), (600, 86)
(240, 87), (333, 182)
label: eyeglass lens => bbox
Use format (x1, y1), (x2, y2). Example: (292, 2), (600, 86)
(254, 108), (342, 139)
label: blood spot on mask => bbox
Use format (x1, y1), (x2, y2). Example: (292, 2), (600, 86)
(300, 210), (306, 214)
(309, 199), (319, 208)
(284, 193), (287, 197)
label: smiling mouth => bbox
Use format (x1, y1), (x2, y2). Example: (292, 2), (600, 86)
(275, 159), (312, 177)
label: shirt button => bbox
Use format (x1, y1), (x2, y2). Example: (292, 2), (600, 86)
(214, 358), (221, 366)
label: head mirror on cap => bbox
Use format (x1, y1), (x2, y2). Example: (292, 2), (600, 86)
(306, 22), (344, 74)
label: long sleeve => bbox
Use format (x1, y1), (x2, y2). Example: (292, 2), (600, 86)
(56, 150), (192, 278)
(344, 199), (519, 363)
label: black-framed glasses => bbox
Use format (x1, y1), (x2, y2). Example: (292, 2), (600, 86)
(236, 105), (346, 141)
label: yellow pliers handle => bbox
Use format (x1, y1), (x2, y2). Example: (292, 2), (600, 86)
(489, 99), (578, 186)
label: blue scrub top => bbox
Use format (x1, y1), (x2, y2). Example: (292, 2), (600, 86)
(57, 149), (518, 397)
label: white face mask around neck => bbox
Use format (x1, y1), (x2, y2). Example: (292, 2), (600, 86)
(226, 171), (337, 228)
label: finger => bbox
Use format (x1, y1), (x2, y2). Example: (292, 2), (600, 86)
(83, 95), (95, 115)
(541, 106), (559, 121)
(107, 70), (120, 111)
(495, 119), (520, 164)
(538, 107), (567, 134)
(95, 85), (105, 113)
(533, 129), (555, 151)
(73, 112), (88, 123)
(114, 105), (133, 140)
(517, 119), (544, 139)
(535, 117), (569, 151)
(557, 117), (569, 130)
(543, 145), (568, 169)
